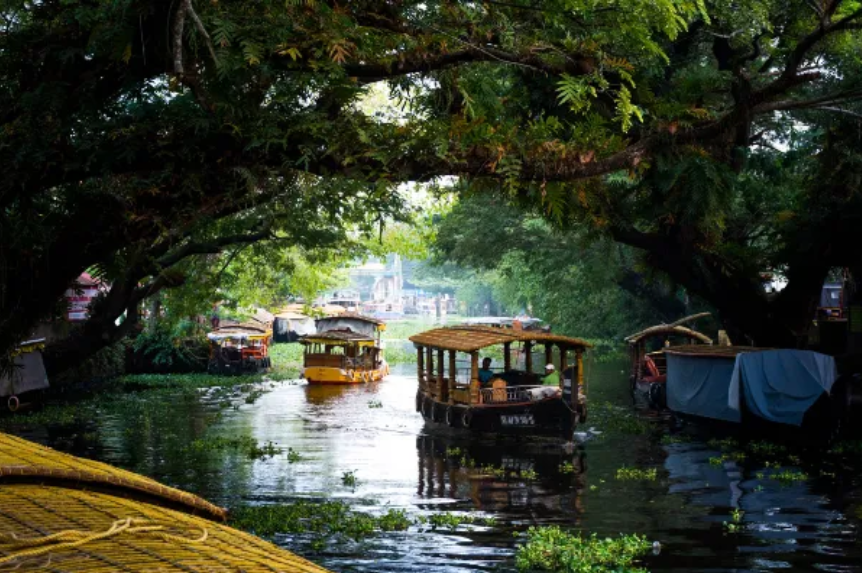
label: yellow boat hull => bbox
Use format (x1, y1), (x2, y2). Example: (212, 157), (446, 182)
(304, 364), (390, 385)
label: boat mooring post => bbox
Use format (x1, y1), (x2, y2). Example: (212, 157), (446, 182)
(545, 344), (553, 369)
(525, 341), (533, 373)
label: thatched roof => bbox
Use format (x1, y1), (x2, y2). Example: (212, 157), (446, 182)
(409, 326), (592, 353)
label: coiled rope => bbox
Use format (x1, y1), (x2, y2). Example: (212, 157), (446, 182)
(0, 518), (208, 565)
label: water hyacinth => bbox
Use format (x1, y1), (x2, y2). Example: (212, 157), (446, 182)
(515, 526), (652, 572)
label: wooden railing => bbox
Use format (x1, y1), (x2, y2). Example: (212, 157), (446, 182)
(479, 385), (539, 404)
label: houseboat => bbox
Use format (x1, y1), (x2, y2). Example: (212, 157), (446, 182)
(409, 325), (591, 436)
(626, 313), (713, 408)
(300, 313), (389, 384)
(207, 322), (272, 375)
(272, 309), (316, 343)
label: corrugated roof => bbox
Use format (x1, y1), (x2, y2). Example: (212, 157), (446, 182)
(409, 326), (592, 352)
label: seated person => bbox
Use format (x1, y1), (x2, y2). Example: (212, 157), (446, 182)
(541, 363), (560, 387)
(478, 357), (495, 386)
(527, 364), (562, 401)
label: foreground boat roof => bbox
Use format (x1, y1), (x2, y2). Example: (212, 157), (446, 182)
(409, 325), (592, 353)
(0, 432), (334, 572)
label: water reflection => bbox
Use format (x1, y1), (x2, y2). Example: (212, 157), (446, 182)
(6, 360), (862, 572)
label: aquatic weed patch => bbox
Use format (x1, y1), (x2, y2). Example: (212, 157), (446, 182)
(230, 501), (411, 542)
(515, 526), (652, 572)
(590, 402), (652, 435)
(615, 467), (658, 481)
(187, 436), (282, 460)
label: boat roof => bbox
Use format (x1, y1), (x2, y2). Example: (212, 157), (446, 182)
(301, 330), (375, 344)
(461, 316), (543, 327)
(663, 344), (769, 358)
(625, 325), (713, 345)
(207, 323), (271, 341)
(316, 312), (385, 326)
(409, 325), (592, 353)
(274, 311), (310, 320)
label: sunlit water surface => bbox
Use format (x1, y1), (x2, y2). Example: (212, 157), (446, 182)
(12, 360), (862, 572)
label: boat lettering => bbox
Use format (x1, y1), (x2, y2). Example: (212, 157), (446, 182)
(500, 414), (535, 426)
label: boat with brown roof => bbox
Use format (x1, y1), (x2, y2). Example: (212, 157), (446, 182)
(408, 325), (591, 436)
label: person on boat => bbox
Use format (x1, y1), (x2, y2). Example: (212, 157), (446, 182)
(541, 364), (560, 386)
(478, 357), (495, 386)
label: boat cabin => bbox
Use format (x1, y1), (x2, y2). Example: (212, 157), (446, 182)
(409, 326), (591, 435)
(300, 313), (389, 384)
(207, 324), (272, 375)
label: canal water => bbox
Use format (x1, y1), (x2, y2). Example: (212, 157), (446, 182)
(9, 360), (862, 572)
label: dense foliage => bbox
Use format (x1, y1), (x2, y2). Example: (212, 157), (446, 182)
(420, 193), (707, 340)
(2, 0), (861, 367)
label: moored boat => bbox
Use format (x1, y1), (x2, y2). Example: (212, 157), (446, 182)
(207, 323), (272, 375)
(409, 326), (591, 436)
(300, 313), (389, 384)
(625, 313), (713, 408)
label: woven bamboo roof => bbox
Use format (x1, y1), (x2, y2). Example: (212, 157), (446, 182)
(0, 432), (225, 521)
(0, 432), (332, 572)
(409, 326), (592, 352)
(663, 344), (769, 358)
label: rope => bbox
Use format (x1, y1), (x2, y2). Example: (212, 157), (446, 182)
(0, 518), (208, 565)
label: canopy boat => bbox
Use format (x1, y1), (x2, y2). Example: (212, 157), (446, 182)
(663, 345), (848, 436)
(409, 326), (591, 436)
(0, 338), (49, 412)
(0, 432), (333, 572)
(206, 323), (272, 375)
(273, 310), (316, 343)
(300, 313), (389, 385)
(625, 313), (713, 408)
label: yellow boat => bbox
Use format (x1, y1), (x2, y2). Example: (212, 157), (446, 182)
(0, 432), (332, 572)
(300, 313), (389, 385)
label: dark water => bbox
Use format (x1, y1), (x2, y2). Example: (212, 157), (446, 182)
(11, 360), (862, 572)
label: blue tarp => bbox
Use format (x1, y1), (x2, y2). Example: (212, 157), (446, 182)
(666, 353), (741, 423)
(729, 350), (836, 426)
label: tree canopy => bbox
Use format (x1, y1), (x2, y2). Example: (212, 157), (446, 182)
(2, 0), (862, 363)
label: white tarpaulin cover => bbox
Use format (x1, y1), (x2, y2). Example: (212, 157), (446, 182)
(666, 353), (741, 423)
(1, 349), (49, 397)
(728, 349), (836, 426)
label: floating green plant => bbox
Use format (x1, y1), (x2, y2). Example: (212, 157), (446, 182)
(615, 467), (657, 481)
(772, 469), (808, 484)
(445, 447), (462, 457)
(559, 461), (576, 474)
(187, 436), (281, 460)
(515, 526), (652, 572)
(341, 470), (359, 488)
(287, 448), (303, 463)
(367, 400), (383, 409)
